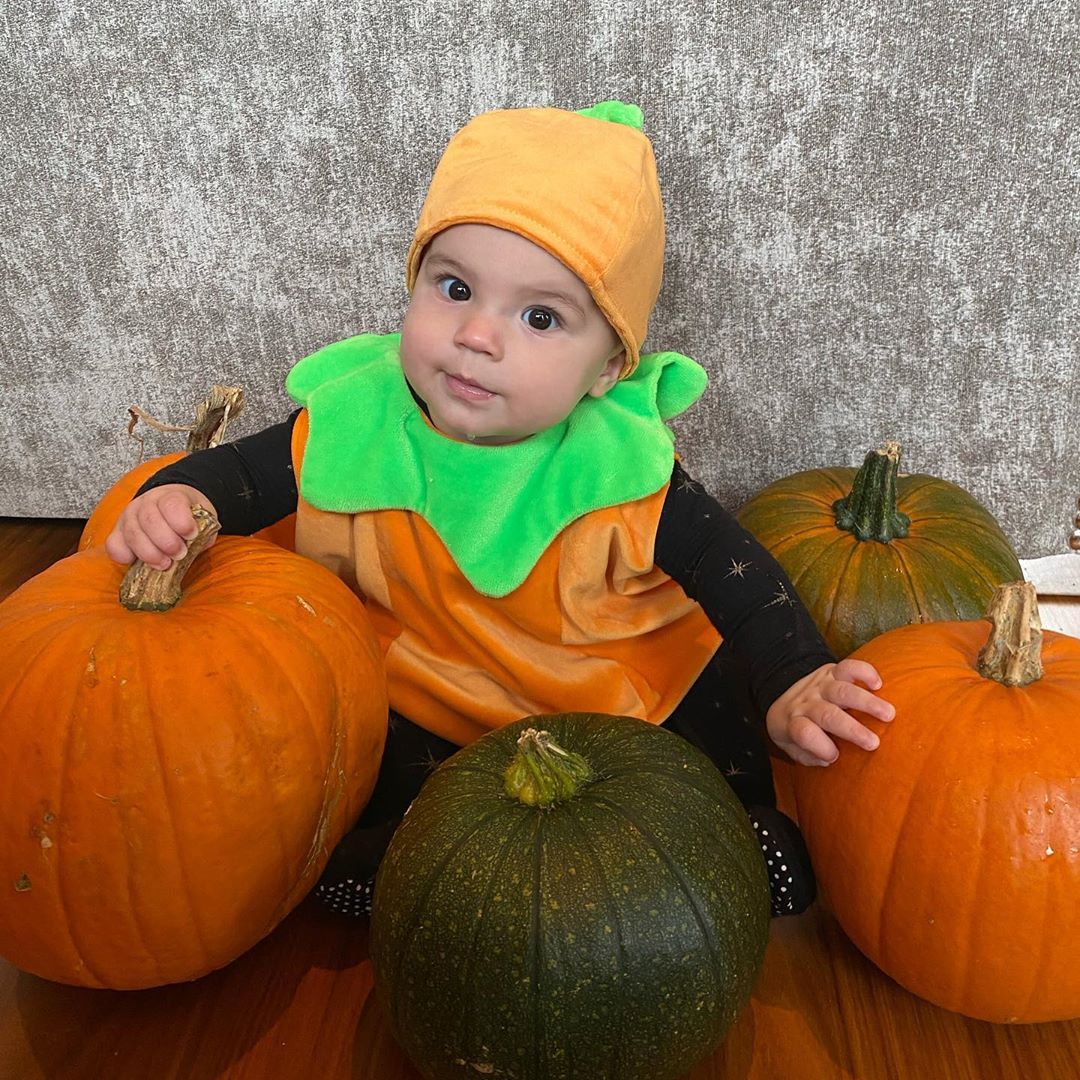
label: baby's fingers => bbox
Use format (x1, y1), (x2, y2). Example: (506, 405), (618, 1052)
(788, 715), (840, 766)
(814, 703), (881, 752)
(833, 657), (884, 689)
(824, 677), (895, 723)
(104, 527), (136, 566)
(155, 490), (201, 541)
(132, 504), (191, 568)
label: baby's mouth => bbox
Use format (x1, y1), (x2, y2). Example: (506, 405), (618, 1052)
(446, 372), (496, 400)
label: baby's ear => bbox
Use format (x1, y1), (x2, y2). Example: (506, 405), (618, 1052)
(586, 349), (626, 398)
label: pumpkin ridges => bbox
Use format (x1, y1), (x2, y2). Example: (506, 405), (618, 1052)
(934, 679), (998, 1009)
(769, 527), (867, 637)
(591, 794), (729, 1005)
(44, 624), (98, 987)
(892, 540), (1007, 627)
(884, 534), (938, 627)
(149, 626), (255, 963)
(455, 809), (537, 1064)
(200, 597), (329, 803)
(383, 797), (522, 1021)
(141, 597), (300, 902)
(528, 813), (545, 1078)
(945, 675), (1051, 1013)
(128, 628), (207, 977)
(901, 532), (1010, 594)
(113, 621), (228, 976)
(819, 539), (864, 651)
(66, 616), (169, 987)
(238, 582), (384, 905)
(818, 542), (917, 659)
(587, 776), (767, 1040)
(155, 543), (378, 892)
(752, 467), (853, 509)
(970, 687), (1042, 1017)
(561, 801), (629, 1077)
(904, 521), (1024, 580)
(54, 629), (117, 990)
(1015, 868), (1053, 1022)
(869, 698), (955, 962)
(291, 715), (348, 901)
(897, 476), (1010, 524)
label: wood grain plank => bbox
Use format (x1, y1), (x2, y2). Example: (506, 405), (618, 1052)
(0, 519), (83, 602)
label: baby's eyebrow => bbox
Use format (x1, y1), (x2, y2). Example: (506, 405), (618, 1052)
(530, 288), (586, 318)
(423, 253), (467, 276)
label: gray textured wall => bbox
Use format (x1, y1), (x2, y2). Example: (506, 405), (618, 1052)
(3, 0), (1077, 556)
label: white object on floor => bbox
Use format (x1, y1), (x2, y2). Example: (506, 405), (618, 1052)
(1021, 553), (1080, 596)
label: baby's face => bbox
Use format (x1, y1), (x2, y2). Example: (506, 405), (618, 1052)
(400, 224), (624, 444)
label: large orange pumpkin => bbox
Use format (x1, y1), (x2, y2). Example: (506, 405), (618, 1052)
(736, 442), (1022, 657)
(80, 386), (295, 551)
(793, 582), (1080, 1023)
(0, 511), (386, 989)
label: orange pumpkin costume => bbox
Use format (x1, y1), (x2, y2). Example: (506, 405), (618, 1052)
(283, 101), (728, 746)
(286, 333), (721, 748)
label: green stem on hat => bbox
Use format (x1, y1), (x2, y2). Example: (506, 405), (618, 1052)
(504, 729), (594, 808)
(832, 442), (911, 543)
(576, 101), (643, 130)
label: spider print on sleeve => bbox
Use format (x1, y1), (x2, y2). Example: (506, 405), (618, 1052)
(764, 580), (796, 608)
(410, 747), (449, 775)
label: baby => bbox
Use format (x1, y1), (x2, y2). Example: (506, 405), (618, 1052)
(106, 101), (893, 917)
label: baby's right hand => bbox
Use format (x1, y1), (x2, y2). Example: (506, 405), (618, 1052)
(104, 485), (218, 571)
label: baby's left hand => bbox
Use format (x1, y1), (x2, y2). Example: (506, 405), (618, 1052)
(766, 659), (895, 767)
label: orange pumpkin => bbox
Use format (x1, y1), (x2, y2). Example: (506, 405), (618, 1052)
(80, 386), (295, 551)
(793, 582), (1080, 1022)
(0, 512), (386, 988)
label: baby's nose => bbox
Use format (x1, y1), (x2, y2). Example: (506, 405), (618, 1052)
(454, 313), (503, 357)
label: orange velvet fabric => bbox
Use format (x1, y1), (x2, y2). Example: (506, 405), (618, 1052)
(291, 411), (721, 747)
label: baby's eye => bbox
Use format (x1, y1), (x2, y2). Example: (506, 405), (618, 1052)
(438, 277), (471, 301)
(523, 307), (559, 331)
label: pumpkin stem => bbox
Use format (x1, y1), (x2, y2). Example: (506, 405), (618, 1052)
(832, 442), (911, 543)
(976, 580), (1044, 687)
(504, 728), (593, 808)
(118, 506), (221, 612)
(127, 386), (244, 453)
(185, 386), (245, 451)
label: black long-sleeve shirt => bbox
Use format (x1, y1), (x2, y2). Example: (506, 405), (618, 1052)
(137, 412), (834, 713)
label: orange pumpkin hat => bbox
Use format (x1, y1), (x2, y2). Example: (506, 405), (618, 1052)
(405, 100), (665, 379)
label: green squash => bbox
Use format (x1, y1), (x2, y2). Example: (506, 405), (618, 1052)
(369, 713), (770, 1080)
(736, 442), (1023, 658)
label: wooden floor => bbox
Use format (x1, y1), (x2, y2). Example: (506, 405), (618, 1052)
(1, 518), (1079, 1080)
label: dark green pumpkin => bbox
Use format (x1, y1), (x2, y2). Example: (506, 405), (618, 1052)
(369, 713), (770, 1080)
(735, 442), (1023, 658)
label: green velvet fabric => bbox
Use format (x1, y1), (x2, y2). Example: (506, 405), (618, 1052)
(285, 333), (706, 596)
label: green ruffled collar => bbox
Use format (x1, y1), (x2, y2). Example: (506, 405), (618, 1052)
(285, 333), (706, 596)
